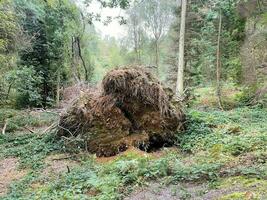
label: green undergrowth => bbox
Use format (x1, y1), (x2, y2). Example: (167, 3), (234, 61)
(179, 106), (267, 155)
(0, 132), (63, 169)
(0, 108), (58, 132)
(0, 106), (266, 199)
(2, 150), (266, 200)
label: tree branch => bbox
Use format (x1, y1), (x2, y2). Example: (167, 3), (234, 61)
(2, 120), (7, 135)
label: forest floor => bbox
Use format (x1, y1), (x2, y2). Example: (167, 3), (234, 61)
(0, 88), (266, 200)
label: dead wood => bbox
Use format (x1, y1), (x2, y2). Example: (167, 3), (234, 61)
(2, 120), (7, 135)
(23, 126), (36, 134)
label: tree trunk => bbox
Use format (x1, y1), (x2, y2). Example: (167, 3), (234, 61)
(56, 70), (60, 108)
(6, 82), (13, 100)
(42, 80), (48, 109)
(133, 17), (139, 63)
(216, 9), (224, 110)
(76, 37), (89, 82)
(176, 0), (187, 98)
(155, 39), (159, 75)
(71, 37), (80, 83)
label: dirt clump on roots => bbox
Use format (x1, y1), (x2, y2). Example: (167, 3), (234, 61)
(57, 66), (185, 157)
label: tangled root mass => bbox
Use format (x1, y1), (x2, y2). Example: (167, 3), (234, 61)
(58, 66), (185, 157)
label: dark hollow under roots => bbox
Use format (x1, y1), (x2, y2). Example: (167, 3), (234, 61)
(137, 134), (175, 152)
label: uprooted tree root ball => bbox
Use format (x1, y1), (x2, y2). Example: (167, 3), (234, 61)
(57, 66), (185, 157)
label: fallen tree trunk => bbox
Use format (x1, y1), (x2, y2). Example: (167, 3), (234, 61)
(57, 66), (185, 157)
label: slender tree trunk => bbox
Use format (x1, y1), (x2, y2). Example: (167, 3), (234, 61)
(76, 37), (88, 82)
(216, 9), (224, 110)
(155, 39), (159, 75)
(56, 70), (60, 108)
(71, 37), (80, 83)
(138, 41), (141, 63)
(176, 0), (187, 98)
(133, 19), (139, 63)
(138, 27), (142, 63)
(43, 76), (48, 109)
(6, 82), (13, 100)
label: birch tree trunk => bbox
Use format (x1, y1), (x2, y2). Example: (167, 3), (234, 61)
(176, 0), (187, 98)
(216, 9), (224, 110)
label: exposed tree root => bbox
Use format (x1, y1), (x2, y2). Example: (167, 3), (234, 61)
(57, 66), (185, 157)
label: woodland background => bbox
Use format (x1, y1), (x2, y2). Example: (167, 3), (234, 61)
(0, 0), (266, 109)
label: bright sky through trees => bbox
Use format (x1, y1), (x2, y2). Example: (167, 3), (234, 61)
(75, 0), (127, 39)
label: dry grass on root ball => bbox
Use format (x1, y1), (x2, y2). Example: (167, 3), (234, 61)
(57, 66), (185, 157)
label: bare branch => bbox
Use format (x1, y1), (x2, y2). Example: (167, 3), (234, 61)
(2, 120), (7, 135)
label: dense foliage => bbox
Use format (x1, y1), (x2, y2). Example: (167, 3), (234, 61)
(0, 0), (127, 107)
